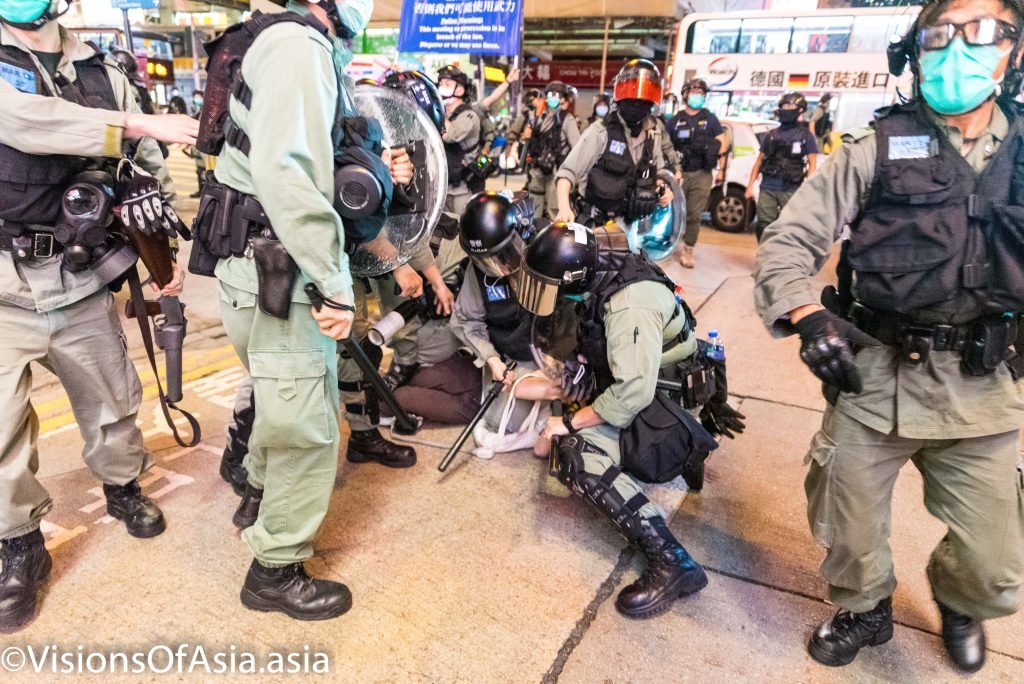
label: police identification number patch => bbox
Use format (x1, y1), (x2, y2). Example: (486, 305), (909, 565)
(888, 135), (932, 160)
(609, 140), (627, 156)
(485, 282), (510, 303)
(0, 63), (37, 93)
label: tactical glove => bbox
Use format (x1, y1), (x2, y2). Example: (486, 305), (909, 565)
(116, 161), (184, 238)
(700, 401), (746, 439)
(562, 353), (598, 406)
(794, 309), (880, 395)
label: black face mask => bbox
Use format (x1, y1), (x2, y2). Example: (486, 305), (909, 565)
(616, 100), (650, 133)
(778, 109), (800, 126)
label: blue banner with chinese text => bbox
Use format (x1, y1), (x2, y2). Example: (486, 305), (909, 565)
(398, 0), (524, 56)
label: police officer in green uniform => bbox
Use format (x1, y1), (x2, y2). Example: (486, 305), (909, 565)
(554, 59), (677, 229)
(0, 0), (198, 633)
(666, 78), (727, 269)
(451, 191), (560, 437)
(755, 0), (1024, 671)
(438, 65), (481, 219)
(522, 221), (743, 618)
(523, 81), (580, 221)
(746, 92), (817, 241)
(203, 0), (386, 620)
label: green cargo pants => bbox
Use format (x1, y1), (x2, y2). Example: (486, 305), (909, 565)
(806, 407), (1024, 619)
(0, 290), (152, 540)
(219, 281), (341, 567)
(755, 188), (795, 228)
(526, 168), (558, 221)
(682, 170), (713, 247)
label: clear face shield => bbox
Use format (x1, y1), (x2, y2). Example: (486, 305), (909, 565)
(470, 230), (526, 279)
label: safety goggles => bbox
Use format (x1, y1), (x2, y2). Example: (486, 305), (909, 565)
(917, 18), (1019, 51)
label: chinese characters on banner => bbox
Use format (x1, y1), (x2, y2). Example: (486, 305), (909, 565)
(399, 0), (525, 55)
(749, 70), (890, 90)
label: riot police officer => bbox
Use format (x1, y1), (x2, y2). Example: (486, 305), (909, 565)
(554, 59), (677, 229)
(746, 92), (817, 240)
(199, 0), (386, 621)
(665, 78), (727, 268)
(450, 191), (560, 444)
(755, 0), (1024, 672)
(522, 221), (744, 618)
(0, 0), (197, 633)
(523, 81), (580, 221)
(438, 64), (482, 217)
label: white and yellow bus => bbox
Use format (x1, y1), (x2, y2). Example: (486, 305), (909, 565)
(669, 6), (923, 135)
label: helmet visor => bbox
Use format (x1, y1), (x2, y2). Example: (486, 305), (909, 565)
(614, 68), (663, 104)
(516, 267), (561, 317)
(470, 231), (525, 278)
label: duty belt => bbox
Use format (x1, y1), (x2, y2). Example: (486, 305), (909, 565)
(849, 302), (971, 352)
(0, 228), (61, 260)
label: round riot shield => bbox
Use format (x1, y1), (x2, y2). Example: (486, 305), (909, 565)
(625, 169), (684, 262)
(349, 85), (448, 277)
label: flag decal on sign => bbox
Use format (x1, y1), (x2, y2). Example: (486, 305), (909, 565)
(787, 73), (810, 88)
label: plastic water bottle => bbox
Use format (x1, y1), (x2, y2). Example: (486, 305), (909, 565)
(707, 329), (726, 362)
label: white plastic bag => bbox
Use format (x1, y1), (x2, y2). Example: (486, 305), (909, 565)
(471, 371), (551, 459)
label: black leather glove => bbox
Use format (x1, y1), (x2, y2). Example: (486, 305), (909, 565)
(794, 309), (881, 394)
(562, 353), (597, 406)
(700, 401), (746, 439)
(116, 161), (183, 238)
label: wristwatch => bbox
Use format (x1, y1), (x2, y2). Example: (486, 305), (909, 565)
(562, 412), (577, 434)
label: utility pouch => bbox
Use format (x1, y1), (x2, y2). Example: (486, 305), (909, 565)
(252, 234), (298, 320)
(663, 355), (715, 409)
(962, 317), (1015, 377)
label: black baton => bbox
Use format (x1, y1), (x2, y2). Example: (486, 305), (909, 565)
(438, 360), (517, 473)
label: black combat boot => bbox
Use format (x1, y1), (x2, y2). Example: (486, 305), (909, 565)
(808, 597), (894, 666)
(938, 601), (986, 673)
(346, 428), (416, 468)
(103, 480), (166, 538)
(220, 397), (255, 497)
(240, 559), (352, 621)
(382, 361), (419, 391)
(232, 484), (263, 530)
(0, 529), (52, 634)
(551, 435), (707, 619)
(615, 517), (709, 618)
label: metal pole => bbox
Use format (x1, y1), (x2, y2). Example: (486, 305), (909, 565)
(121, 9), (135, 52)
(598, 15), (611, 94)
(190, 13), (202, 92)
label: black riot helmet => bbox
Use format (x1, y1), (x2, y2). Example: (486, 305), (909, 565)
(459, 191), (535, 278)
(437, 64), (471, 99)
(778, 91), (808, 112)
(109, 48), (138, 78)
(545, 80), (568, 97)
(517, 222), (597, 316)
(381, 69), (445, 134)
(523, 87), (542, 109)
(613, 58), (663, 106)
(681, 78), (709, 97)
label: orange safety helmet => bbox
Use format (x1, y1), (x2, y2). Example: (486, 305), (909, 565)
(612, 59), (663, 105)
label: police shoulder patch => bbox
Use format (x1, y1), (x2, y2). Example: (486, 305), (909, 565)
(0, 63), (37, 94)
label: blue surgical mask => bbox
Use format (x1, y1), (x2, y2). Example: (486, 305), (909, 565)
(562, 293), (585, 302)
(335, 0), (372, 35)
(0, 0), (55, 27)
(594, 104), (609, 117)
(546, 95), (561, 110)
(686, 94), (705, 109)
(919, 37), (1009, 115)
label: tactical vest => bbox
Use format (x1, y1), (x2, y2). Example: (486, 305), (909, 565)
(474, 265), (534, 362)
(530, 110), (570, 175)
(584, 118), (656, 217)
(670, 109), (717, 172)
(760, 127), (808, 186)
(847, 102), (1024, 321)
(578, 250), (678, 393)
(444, 102), (476, 186)
(0, 46), (118, 226)
(198, 10), (333, 157)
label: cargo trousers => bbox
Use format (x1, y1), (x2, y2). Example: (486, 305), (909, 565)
(0, 289), (152, 539)
(805, 407), (1024, 619)
(682, 170), (713, 247)
(219, 281), (341, 567)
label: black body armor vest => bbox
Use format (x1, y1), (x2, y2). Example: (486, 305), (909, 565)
(444, 102), (475, 186)
(474, 265), (534, 362)
(848, 102), (1024, 322)
(578, 251), (677, 393)
(530, 110), (570, 175)
(760, 127), (808, 186)
(584, 118), (657, 217)
(669, 109), (718, 172)
(0, 46), (118, 226)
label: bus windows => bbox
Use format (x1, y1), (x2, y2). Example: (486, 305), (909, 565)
(791, 16), (853, 54)
(691, 19), (741, 54)
(849, 13), (917, 53)
(737, 18), (793, 55)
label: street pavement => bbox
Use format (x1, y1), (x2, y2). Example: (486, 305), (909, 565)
(7, 151), (1024, 682)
